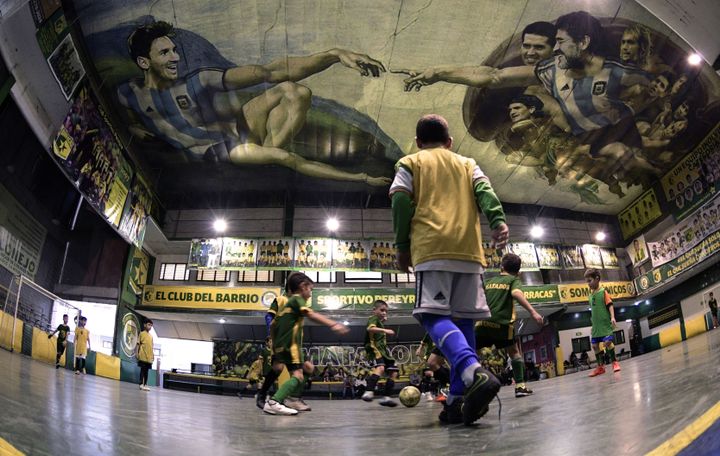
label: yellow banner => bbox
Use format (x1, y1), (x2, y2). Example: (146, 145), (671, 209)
(558, 281), (636, 304)
(142, 285), (280, 310)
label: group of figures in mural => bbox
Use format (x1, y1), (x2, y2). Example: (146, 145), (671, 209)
(64, 2), (720, 211)
(647, 195), (720, 268)
(191, 237), (400, 272)
(191, 236), (620, 273)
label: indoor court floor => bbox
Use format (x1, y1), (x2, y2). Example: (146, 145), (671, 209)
(2, 329), (720, 455)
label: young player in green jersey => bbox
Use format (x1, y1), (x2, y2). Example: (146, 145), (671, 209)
(362, 300), (399, 406)
(262, 272), (349, 415)
(585, 269), (621, 377)
(476, 253), (544, 398)
(48, 314), (70, 369)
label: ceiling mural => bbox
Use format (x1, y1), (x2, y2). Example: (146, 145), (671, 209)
(68, 0), (720, 213)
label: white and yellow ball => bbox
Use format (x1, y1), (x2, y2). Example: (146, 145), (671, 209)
(399, 385), (421, 407)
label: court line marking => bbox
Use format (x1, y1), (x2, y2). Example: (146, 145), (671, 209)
(646, 400), (720, 456)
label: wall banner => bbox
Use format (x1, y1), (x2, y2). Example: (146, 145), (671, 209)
(661, 124), (720, 222)
(522, 285), (560, 304)
(617, 189), (663, 240)
(312, 288), (415, 311)
(141, 285), (280, 311)
(647, 193), (720, 268)
(635, 228), (720, 293)
(0, 184), (47, 280)
(558, 281), (636, 304)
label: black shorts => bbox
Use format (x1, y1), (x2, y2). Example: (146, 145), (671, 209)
(370, 357), (398, 372)
(137, 361), (152, 369)
(270, 355), (303, 373)
(56, 341), (66, 355)
(475, 321), (516, 350)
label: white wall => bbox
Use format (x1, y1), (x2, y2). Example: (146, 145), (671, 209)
(559, 320), (631, 362)
(63, 300), (118, 356)
(154, 336), (213, 371)
(680, 284), (719, 320)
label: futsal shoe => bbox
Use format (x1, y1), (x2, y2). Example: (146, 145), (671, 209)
(361, 391), (374, 402)
(55, 363), (60, 369)
(514, 385), (533, 397)
(462, 367), (501, 425)
(438, 399), (464, 424)
(588, 366), (606, 377)
(263, 399), (298, 415)
(612, 361), (621, 372)
(379, 397), (398, 407)
(255, 394), (267, 410)
(284, 397), (311, 412)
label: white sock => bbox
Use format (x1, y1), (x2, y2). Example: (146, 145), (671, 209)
(461, 362), (482, 387)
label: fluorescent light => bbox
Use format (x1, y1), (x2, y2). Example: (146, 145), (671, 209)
(688, 53), (702, 65)
(326, 218), (339, 231)
(530, 225), (544, 238)
(342, 320), (349, 326)
(213, 219), (227, 233)
(595, 231), (606, 242)
(219, 318), (226, 324)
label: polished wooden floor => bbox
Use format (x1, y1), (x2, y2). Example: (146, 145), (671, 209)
(2, 329), (720, 455)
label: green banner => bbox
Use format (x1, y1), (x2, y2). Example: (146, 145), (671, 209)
(635, 228), (720, 292)
(0, 183), (47, 279)
(661, 124), (720, 222)
(312, 288), (415, 311)
(522, 285), (560, 304)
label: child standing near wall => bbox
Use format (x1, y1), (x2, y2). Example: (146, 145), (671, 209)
(137, 319), (154, 390)
(74, 316), (90, 375)
(584, 269), (620, 377)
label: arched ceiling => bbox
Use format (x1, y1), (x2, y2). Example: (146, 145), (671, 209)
(65, 0), (720, 214)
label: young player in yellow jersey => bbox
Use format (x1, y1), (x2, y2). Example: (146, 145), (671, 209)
(390, 114), (509, 425)
(74, 316), (91, 375)
(137, 319), (154, 391)
(262, 273), (349, 415)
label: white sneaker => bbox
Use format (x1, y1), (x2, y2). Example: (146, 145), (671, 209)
(263, 399), (298, 415)
(284, 396), (311, 412)
(142, 385), (150, 391)
(82, 368), (86, 375)
(361, 391), (374, 402)
(426, 393), (435, 402)
(139, 385), (145, 390)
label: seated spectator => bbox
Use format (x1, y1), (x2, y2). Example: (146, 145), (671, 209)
(569, 352), (579, 368)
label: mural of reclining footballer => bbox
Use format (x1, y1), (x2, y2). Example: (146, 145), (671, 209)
(118, 21), (391, 186)
(402, 12), (660, 197)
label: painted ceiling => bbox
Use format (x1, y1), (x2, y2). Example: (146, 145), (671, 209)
(67, 0), (720, 214)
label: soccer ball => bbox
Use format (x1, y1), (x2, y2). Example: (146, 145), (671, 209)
(399, 386), (421, 407)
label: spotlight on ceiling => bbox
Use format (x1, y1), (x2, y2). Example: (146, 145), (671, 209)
(326, 217), (340, 231)
(219, 318), (226, 324)
(595, 231), (606, 242)
(530, 225), (544, 239)
(213, 219), (227, 233)
(688, 53), (703, 66)
(342, 320), (350, 326)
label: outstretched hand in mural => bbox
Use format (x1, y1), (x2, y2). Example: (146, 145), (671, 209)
(118, 21), (391, 186)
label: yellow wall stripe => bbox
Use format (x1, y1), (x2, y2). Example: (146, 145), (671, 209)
(31, 327), (56, 364)
(0, 437), (25, 455)
(0, 311), (23, 352)
(658, 324), (682, 347)
(647, 401), (720, 456)
(94, 352), (121, 380)
(684, 314), (707, 339)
